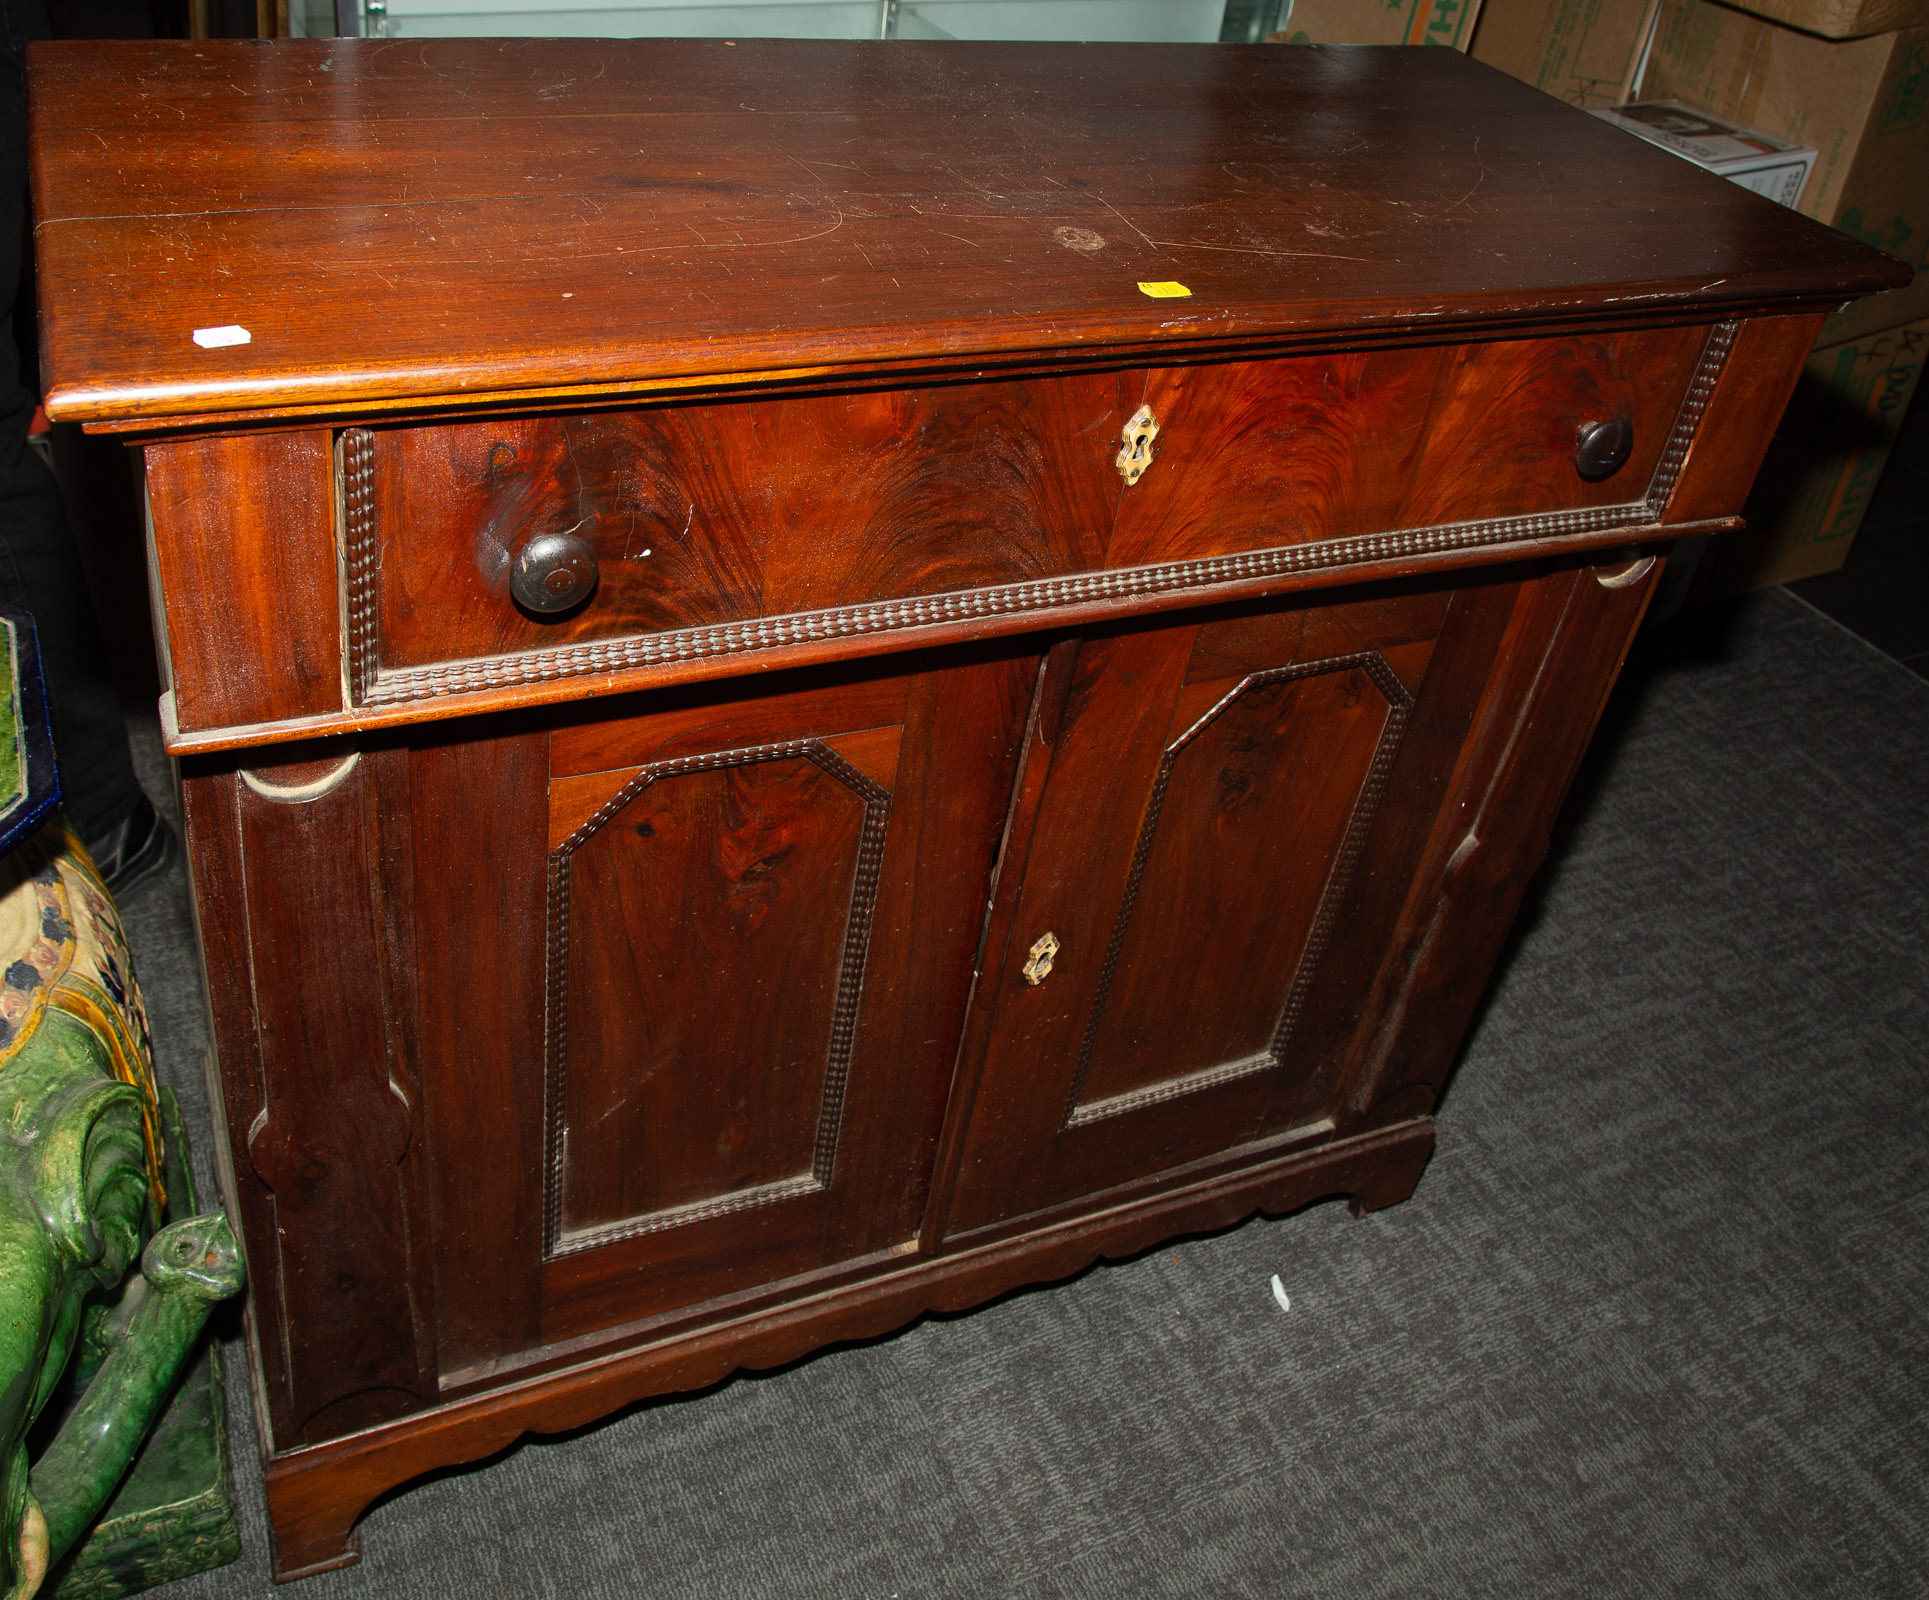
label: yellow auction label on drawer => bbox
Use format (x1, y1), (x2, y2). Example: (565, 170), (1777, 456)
(1137, 281), (1193, 298)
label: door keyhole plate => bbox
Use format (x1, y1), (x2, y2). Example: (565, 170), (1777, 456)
(1022, 931), (1060, 986)
(1116, 404), (1159, 486)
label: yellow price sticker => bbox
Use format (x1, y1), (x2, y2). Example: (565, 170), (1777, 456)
(1136, 280), (1193, 299)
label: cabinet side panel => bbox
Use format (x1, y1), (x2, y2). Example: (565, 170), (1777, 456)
(228, 743), (437, 1447)
(178, 761), (290, 1434)
(143, 430), (344, 732)
(410, 728), (550, 1376)
(1662, 314), (1825, 525)
(1338, 553), (1665, 1124)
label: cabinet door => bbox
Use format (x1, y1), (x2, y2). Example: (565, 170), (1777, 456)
(937, 561), (1648, 1240)
(410, 646), (1037, 1372)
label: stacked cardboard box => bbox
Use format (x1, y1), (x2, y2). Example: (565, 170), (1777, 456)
(1472, 0), (1927, 588)
(1471, 0), (1660, 106)
(1640, 1), (1926, 584)
(1642, 0), (1929, 341)
(1587, 99), (1816, 202)
(1268, 0), (1482, 49)
(1706, 0), (1929, 39)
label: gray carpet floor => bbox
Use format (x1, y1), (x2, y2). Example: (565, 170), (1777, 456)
(112, 587), (1928, 1599)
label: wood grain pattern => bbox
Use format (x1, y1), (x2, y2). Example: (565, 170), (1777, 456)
(130, 321), (1738, 758)
(1107, 326), (1703, 567)
(940, 624), (1196, 1232)
(219, 744), (436, 1446)
(148, 507), (1745, 760)
(1664, 315), (1826, 526)
(940, 579), (1537, 1240)
(550, 662), (913, 778)
(363, 373), (1125, 679)
(1334, 553), (1666, 1130)
(331, 322), (1733, 723)
(355, 328), (1708, 708)
(141, 429), (343, 733)
(1253, 571), (1526, 1138)
(29, 42), (1904, 425)
(386, 646), (1032, 1358)
(51, 34), (1903, 1582)
(176, 758), (283, 1408)
(552, 746), (884, 1247)
(1071, 659), (1407, 1120)
(407, 727), (551, 1380)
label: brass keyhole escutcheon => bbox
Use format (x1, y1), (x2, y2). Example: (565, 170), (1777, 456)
(1022, 931), (1061, 986)
(1116, 404), (1160, 486)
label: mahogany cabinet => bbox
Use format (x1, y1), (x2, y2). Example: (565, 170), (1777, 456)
(27, 35), (1906, 1580)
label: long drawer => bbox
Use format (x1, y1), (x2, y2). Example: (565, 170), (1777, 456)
(349, 324), (1712, 703)
(144, 322), (1733, 739)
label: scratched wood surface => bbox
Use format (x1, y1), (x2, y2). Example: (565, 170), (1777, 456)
(27, 38), (1904, 424)
(560, 754), (869, 1232)
(68, 38), (1910, 1584)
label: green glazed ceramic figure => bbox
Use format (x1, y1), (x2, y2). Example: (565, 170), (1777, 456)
(0, 608), (242, 1599)
(0, 821), (243, 1600)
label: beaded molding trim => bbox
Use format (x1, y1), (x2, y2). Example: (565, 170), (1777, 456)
(1062, 652), (1414, 1130)
(542, 738), (890, 1260)
(345, 323), (1737, 707)
(341, 428), (380, 703)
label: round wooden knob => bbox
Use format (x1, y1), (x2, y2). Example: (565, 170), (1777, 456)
(511, 531), (598, 614)
(1575, 418), (1633, 481)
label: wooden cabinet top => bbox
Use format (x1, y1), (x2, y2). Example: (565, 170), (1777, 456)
(27, 38), (1905, 429)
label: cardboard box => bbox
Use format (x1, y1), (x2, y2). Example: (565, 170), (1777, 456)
(1270, 0), (1483, 50)
(1589, 99), (1817, 202)
(1471, 0), (1661, 107)
(1709, 0), (1929, 41)
(1640, 2), (1929, 342)
(1701, 317), (1928, 590)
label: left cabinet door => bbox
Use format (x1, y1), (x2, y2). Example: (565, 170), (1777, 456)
(514, 649), (1038, 1351)
(190, 644), (1039, 1445)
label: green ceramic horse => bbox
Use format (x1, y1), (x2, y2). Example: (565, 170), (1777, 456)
(0, 612), (242, 1599)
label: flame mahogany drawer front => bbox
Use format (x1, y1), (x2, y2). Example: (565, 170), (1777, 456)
(351, 325), (1711, 710)
(30, 33), (1905, 1587)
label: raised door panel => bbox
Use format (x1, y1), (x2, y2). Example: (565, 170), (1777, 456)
(940, 584), (1473, 1238)
(551, 736), (891, 1251)
(1071, 659), (1405, 1122)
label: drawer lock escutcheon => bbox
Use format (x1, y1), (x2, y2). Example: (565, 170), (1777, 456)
(1022, 932), (1061, 986)
(1116, 404), (1160, 486)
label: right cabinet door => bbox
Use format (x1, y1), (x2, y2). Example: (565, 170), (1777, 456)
(939, 555), (1659, 1240)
